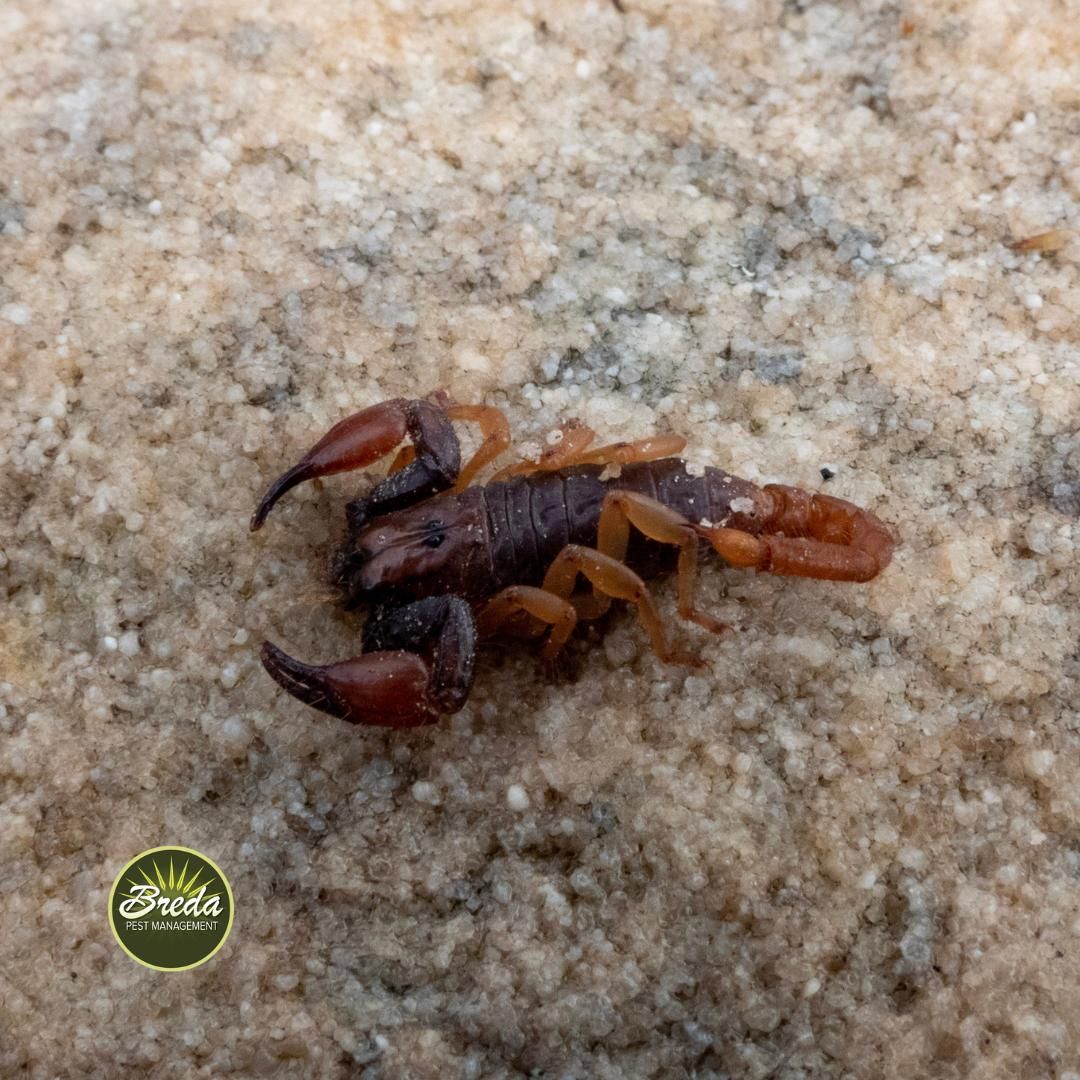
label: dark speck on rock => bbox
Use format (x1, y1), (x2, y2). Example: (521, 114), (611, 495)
(755, 352), (803, 383)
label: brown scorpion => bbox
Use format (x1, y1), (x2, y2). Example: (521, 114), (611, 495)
(250, 394), (894, 728)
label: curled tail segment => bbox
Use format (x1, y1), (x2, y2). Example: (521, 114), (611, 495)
(697, 484), (894, 583)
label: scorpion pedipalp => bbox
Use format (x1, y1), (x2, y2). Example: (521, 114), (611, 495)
(250, 397), (462, 532)
(260, 642), (441, 728)
(259, 596), (478, 728)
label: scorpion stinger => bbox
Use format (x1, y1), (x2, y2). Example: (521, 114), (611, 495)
(250, 397), (461, 532)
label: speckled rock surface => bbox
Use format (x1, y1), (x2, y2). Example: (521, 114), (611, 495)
(2, 1), (1078, 1076)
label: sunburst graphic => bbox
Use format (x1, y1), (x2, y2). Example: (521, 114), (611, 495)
(119, 855), (222, 906)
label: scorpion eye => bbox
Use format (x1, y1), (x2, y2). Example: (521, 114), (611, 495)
(422, 520), (445, 548)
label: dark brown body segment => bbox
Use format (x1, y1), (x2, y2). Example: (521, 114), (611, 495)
(476, 460), (768, 598)
(334, 460), (769, 606)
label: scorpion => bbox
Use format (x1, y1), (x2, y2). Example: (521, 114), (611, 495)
(250, 393), (894, 728)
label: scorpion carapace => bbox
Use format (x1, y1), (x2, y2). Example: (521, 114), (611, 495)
(250, 394), (894, 728)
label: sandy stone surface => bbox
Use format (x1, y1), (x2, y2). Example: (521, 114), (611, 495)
(2, 0), (1079, 1076)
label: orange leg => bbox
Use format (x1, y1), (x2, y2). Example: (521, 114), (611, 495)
(696, 485), (894, 583)
(489, 419), (597, 482)
(596, 491), (730, 634)
(386, 444), (416, 475)
(389, 404), (509, 485)
(571, 433), (687, 468)
(446, 404), (512, 489)
(540, 545), (700, 666)
(491, 422), (687, 482)
(477, 586), (579, 662)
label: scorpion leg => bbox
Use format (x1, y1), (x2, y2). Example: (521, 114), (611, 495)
(383, 402), (510, 487)
(490, 424), (687, 483)
(597, 491), (731, 635)
(251, 396), (461, 531)
(540, 545), (701, 667)
(489, 419), (597, 482)
(260, 596), (477, 728)
(477, 585), (579, 662)
(695, 486), (894, 583)
(385, 444), (417, 475)
(446, 404), (512, 490)
(569, 433), (687, 468)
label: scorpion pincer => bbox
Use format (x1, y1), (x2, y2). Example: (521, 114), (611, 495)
(250, 393), (894, 728)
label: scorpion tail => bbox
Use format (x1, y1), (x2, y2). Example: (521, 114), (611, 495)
(697, 487), (894, 583)
(259, 641), (441, 728)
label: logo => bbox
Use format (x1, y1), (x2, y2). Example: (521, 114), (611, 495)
(108, 846), (234, 971)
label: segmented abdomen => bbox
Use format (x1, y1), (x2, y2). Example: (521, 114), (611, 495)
(478, 459), (768, 594)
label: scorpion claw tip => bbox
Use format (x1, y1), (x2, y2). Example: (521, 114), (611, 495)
(251, 464), (313, 532)
(260, 640), (349, 720)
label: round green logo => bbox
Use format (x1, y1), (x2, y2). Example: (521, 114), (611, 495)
(108, 846), (234, 971)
